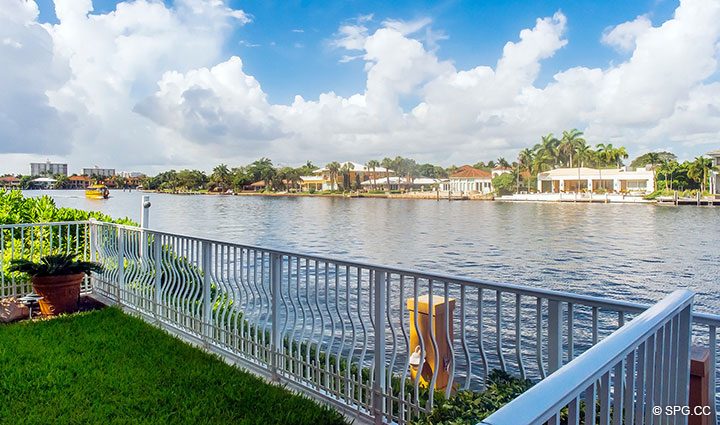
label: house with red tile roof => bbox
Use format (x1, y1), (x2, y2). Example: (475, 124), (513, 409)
(440, 165), (493, 194)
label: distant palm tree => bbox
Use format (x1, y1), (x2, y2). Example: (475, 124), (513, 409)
(559, 129), (586, 168)
(534, 133), (560, 169)
(496, 157), (510, 168)
(614, 146), (629, 168)
(688, 156), (713, 193)
(340, 162), (353, 191)
(575, 142), (593, 191)
(518, 148), (534, 192)
(211, 164), (231, 192)
(644, 152), (662, 191)
(381, 157), (393, 191)
(366, 159), (380, 190)
(326, 161), (341, 191)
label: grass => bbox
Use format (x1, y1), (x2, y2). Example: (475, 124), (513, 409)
(0, 308), (347, 425)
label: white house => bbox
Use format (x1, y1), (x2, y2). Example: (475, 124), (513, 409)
(537, 166), (655, 194)
(439, 165), (493, 194)
(709, 149), (720, 195)
(360, 177), (442, 191)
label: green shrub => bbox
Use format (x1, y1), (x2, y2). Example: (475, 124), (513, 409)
(411, 370), (534, 425)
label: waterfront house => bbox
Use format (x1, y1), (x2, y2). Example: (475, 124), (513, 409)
(537, 166), (655, 194)
(709, 149), (720, 195)
(29, 177), (56, 189)
(439, 165), (493, 194)
(0, 176), (20, 189)
(360, 177), (442, 191)
(299, 175), (324, 192)
(67, 175), (90, 189)
(311, 161), (392, 191)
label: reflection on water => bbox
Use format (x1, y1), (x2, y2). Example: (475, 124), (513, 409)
(25, 190), (720, 314)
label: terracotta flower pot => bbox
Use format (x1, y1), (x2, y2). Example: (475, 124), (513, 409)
(31, 273), (85, 316)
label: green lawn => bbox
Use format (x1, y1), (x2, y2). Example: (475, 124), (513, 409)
(0, 308), (347, 425)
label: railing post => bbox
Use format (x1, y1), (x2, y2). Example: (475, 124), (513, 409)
(202, 241), (212, 345)
(89, 220), (97, 263)
(676, 303), (693, 423)
(153, 233), (162, 321)
(270, 253), (282, 381)
(88, 220), (97, 293)
(548, 299), (562, 373)
(116, 228), (124, 305)
(140, 195), (150, 259)
(373, 269), (387, 425)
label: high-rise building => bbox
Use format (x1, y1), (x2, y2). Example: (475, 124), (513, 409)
(30, 160), (68, 177)
(82, 167), (116, 177)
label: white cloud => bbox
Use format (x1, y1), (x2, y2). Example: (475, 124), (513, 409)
(601, 15), (652, 52)
(1, 0), (720, 174)
(381, 17), (432, 36)
(0, 0), (73, 155)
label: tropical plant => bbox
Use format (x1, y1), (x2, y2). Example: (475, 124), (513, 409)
(339, 162), (353, 191)
(9, 253), (103, 278)
(687, 156), (714, 193)
(381, 157), (393, 190)
(559, 129), (586, 167)
(210, 164), (231, 192)
(326, 161), (341, 191)
(496, 157), (510, 168)
(411, 370), (533, 425)
(534, 133), (560, 170)
(366, 160), (380, 190)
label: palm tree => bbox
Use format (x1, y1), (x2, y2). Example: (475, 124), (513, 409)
(614, 147), (629, 168)
(687, 156), (713, 193)
(534, 133), (560, 169)
(643, 152), (662, 191)
(211, 164), (231, 192)
(518, 148), (534, 192)
(366, 160), (380, 190)
(559, 129), (586, 168)
(381, 157), (393, 191)
(340, 162), (353, 191)
(574, 142), (593, 191)
(658, 159), (677, 190)
(496, 157), (510, 168)
(326, 161), (341, 191)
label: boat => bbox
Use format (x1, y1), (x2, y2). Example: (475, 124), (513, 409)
(85, 184), (110, 199)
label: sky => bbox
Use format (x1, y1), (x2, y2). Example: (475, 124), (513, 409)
(1, 0), (719, 175)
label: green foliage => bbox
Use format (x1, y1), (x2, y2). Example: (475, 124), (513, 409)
(0, 308), (347, 424)
(0, 190), (136, 226)
(9, 253), (103, 277)
(630, 151), (677, 168)
(411, 370), (534, 425)
(492, 173), (515, 195)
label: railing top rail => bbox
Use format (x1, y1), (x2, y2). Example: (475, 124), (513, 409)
(0, 220), (91, 230)
(479, 289), (695, 425)
(95, 221), (720, 325)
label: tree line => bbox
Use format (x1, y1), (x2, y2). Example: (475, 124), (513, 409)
(4, 130), (716, 193)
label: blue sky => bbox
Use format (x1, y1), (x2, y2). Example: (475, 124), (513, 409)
(3, 0), (718, 173)
(34, 0), (678, 104)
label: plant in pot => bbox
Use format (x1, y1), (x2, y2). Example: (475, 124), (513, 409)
(9, 254), (103, 316)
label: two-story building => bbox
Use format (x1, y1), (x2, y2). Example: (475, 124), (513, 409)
(708, 149), (720, 196)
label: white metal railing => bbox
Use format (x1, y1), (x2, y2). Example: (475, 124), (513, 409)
(0, 221), (91, 297)
(480, 289), (694, 425)
(1, 220), (719, 424)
